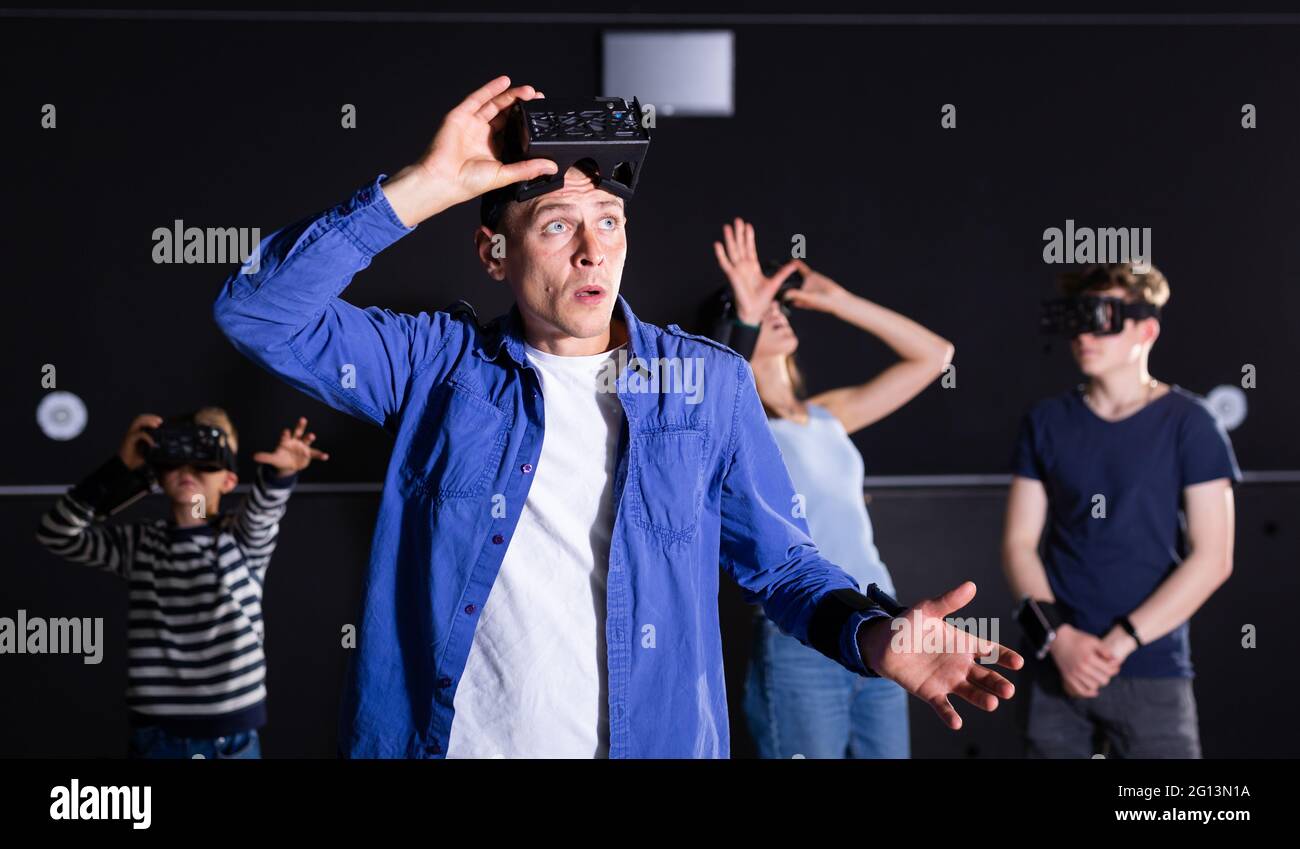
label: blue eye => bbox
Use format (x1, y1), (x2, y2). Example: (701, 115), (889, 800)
(544, 221), (566, 234)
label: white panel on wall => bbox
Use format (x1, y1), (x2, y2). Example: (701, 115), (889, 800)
(601, 30), (734, 117)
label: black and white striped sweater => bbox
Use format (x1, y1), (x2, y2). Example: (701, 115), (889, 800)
(36, 458), (298, 737)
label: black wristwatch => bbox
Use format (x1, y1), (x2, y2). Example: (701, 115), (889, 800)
(1114, 615), (1143, 648)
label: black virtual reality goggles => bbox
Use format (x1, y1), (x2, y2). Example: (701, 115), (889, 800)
(142, 418), (236, 475)
(1040, 294), (1161, 338)
(480, 96), (652, 229)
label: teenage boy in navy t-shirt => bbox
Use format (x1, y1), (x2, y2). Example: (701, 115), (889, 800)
(1001, 262), (1240, 758)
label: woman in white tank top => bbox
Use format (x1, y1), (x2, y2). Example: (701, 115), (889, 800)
(707, 217), (954, 758)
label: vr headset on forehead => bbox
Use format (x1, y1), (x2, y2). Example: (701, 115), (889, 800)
(1040, 294), (1161, 338)
(143, 416), (236, 475)
(480, 96), (652, 230)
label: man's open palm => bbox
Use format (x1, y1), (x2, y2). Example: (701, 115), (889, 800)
(861, 581), (1024, 730)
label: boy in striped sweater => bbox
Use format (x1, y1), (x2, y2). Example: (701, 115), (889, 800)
(35, 407), (328, 758)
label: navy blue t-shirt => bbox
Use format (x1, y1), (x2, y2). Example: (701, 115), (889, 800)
(1012, 384), (1241, 677)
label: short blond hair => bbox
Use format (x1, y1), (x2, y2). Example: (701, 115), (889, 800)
(1059, 262), (1170, 309)
(192, 406), (238, 455)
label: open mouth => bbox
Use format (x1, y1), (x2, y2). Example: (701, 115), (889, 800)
(574, 285), (607, 303)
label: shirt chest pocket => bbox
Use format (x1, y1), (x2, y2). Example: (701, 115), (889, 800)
(628, 427), (707, 543)
(399, 383), (508, 503)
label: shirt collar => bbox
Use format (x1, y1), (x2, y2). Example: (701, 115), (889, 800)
(474, 293), (649, 368)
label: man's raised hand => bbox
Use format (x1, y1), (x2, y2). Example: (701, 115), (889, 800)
(859, 581), (1025, 730)
(382, 76), (559, 227)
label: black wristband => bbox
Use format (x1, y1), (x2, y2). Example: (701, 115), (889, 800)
(726, 319), (759, 361)
(808, 587), (888, 663)
(1015, 596), (1065, 660)
(69, 455), (154, 517)
(1037, 600), (1065, 631)
(865, 583), (907, 617)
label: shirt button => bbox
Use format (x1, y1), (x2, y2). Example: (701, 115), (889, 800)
(436, 676), (452, 688)
(521, 463), (533, 474)
(492, 534), (504, 544)
(464, 603), (477, 614)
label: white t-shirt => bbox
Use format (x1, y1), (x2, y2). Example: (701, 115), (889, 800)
(445, 341), (626, 758)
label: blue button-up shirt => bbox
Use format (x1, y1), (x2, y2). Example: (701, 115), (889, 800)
(213, 175), (891, 758)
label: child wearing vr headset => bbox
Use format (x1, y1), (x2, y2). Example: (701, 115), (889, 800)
(1002, 262), (1240, 757)
(35, 407), (328, 758)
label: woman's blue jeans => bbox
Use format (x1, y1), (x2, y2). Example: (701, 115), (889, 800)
(744, 616), (911, 759)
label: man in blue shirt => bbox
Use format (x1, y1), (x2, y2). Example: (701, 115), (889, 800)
(214, 75), (1022, 758)
(1003, 262), (1240, 758)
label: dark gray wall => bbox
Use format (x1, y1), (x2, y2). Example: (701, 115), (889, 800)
(7, 16), (1299, 482)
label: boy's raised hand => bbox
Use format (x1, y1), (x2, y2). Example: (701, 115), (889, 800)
(252, 417), (329, 477)
(118, 414), (164, 470)
(382, 75), (557, 227)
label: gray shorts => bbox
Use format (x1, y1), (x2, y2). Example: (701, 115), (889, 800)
(1022, 659), (1201, 759)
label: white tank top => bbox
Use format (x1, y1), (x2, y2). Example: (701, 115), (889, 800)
(767, 403), (894, 597)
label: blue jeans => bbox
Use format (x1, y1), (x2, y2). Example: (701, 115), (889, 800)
(128, 725), (261, 759)
(744, 616), (910, 758)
